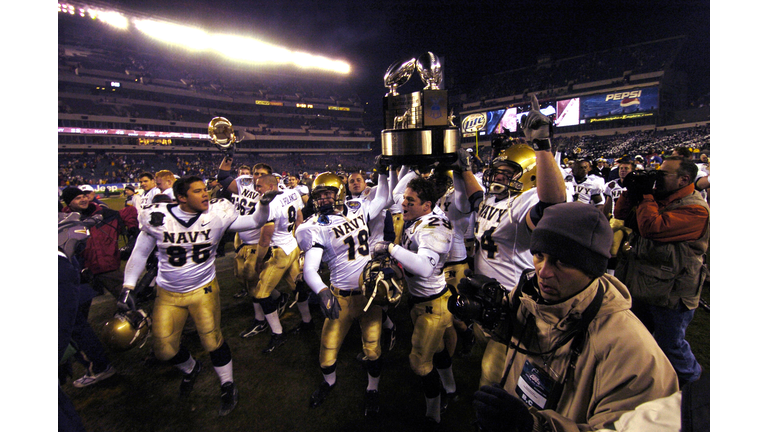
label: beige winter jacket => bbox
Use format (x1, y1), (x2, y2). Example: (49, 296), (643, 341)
(502, 274), (679, 431)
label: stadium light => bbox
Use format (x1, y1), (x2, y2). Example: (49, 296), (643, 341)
(59, 3), (352, 74)
(134, 19), (211, 51)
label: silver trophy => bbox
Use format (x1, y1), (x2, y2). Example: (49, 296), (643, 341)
(416, 51), (442, 90)
(384, 58), (416, 97)
(380, 51), (458, 168)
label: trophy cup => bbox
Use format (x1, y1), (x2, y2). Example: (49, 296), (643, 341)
(380, 51), (459, 168)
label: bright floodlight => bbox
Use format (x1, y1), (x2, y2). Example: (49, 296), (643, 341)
(134, 19), (210, 51)
(135, 19), (350, 74)
(97, 11), (129, 30)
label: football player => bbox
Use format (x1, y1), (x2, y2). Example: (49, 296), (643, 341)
(118, 175), (275, 416)
(566, 159), (606, 210)
(295, 167), (390, 417)
(239, 173), (308, 353)
(131, 172), (162, 210)
(154, 170), (177, 201)
(286, 173), (310, 205)
(452, 95), (567, 388)
(373, 176), (456, 428)
(346, 170), (398, 351)
(602, 157), (635, 276)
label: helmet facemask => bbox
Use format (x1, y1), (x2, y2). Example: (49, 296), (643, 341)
(483, 161), (524, 196)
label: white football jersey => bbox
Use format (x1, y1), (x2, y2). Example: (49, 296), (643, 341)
(568, 174), (606, 206)
(139, 199), (238, 293)
(295, 202), (374, 291)
(474, 188), (539, 290)
(231, 175), (262, 244)
(133, 187), (161, 211)
(268, 188), (304, 254)
(399, 211), (453, 297)
(603, 179), (627, 215)
(436, 188), (470, 263)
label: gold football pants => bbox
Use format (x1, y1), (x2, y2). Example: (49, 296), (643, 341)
(234, 243), (262, 283)
(319, 288), (382, 368)
(409, 289), (454, 376)
(152, 279), (223, 361)
(251, 246), (300, 299)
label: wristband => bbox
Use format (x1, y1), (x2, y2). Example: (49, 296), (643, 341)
(530, 138), (552, 151)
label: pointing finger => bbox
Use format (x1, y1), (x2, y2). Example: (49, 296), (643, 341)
(530, 94), (540, 111)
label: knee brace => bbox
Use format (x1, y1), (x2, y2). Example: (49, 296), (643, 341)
(421, 368), (441, 398)
(258, 296), (279, 315)
(209, 342), (232, 367)
(366, 358), (382, 378)
(433, 347), (452, 370)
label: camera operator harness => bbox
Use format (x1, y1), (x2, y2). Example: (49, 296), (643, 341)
(499, 271), (604, 411)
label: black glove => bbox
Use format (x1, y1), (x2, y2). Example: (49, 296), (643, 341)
(520, 95), (553, 150)
(453, 148), (474, 172)
(371, 241), (392, 259)
(117, 287), (137, 312)
(317, 288), (341, 320)
(260, 190), (283, 205)
(374, 155), (389, 176)
(473, 384), (534, 432)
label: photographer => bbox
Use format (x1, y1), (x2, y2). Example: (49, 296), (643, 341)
(614, 156), (709, 387)
(463, 202), (678, 432)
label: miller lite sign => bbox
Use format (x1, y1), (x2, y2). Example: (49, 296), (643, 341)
(461, 113), (487, 133)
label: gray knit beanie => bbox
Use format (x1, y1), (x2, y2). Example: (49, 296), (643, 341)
(530, 202), (613, 277)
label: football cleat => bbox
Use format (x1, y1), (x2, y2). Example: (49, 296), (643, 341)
(309, 381), (335, 408)
(441, 389), (459, 414)
(364, 389), (380, 417)
(261, 333), (286, 354)
(240, 319), (268, 338)
(179, 360), (202, 399)
(290, 320), (315, 335)
(72, 364), (116, 388)
(233, 288), (248, 299)
(219, 382), (238, 416)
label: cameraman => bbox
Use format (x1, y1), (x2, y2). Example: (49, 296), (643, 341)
(613, 156), (709, 387)
(469, 202), (678, 432)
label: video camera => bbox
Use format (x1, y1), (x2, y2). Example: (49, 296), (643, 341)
(448, 274), (514, 342)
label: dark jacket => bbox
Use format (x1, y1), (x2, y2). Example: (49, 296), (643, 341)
(63, 203), (138, 275)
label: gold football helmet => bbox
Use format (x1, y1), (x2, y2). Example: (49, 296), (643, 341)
(482, 143), (537, 195)
(311, 172), (346, 213)
(360, 256), (405, 312)
(101, 309), (151, 352)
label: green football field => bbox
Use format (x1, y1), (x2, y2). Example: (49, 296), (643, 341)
(61, 196), (709, 431)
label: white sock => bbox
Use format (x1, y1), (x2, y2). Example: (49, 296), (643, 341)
(323, 370), (337, 387)
(438, 366), (456, 394)
(175, 355), (196, 375)
(253, 302), (266, 321)
(265, 311), (283, 334)
(298, 300), (312, 323)
(367, 373), (380, 391)
(213, 360), (234, 385)
(607, 269), (616, 276)
(425, 395), (441, 423)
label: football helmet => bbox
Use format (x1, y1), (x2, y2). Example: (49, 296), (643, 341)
(102, 309), (151, 352)
(360, 256), (405, 312)
(311, 172), (346, 214)
(482, 143), (537, 196)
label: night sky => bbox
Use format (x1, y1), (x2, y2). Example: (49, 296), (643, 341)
(102, 0), (710, 107)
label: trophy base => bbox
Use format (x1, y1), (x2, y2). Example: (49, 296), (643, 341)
(380, 126), (459, 170)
